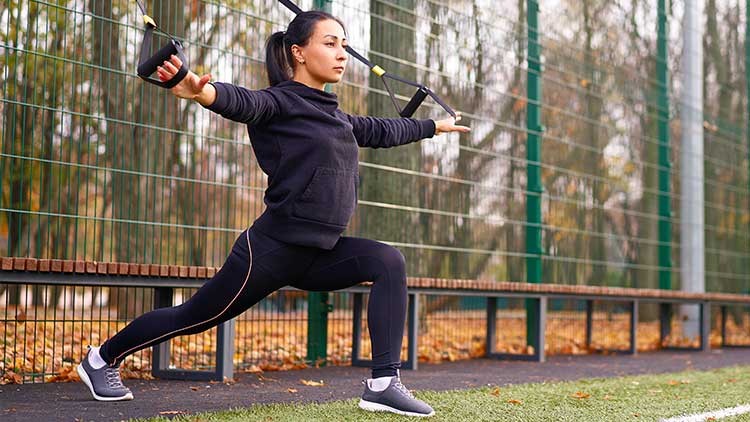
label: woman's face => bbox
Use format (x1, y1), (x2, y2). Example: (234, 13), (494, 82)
(292, 19), (348, 85)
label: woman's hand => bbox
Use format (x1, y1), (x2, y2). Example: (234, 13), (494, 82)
(434, 113), (471, 135)
(157, 55), (215, 105)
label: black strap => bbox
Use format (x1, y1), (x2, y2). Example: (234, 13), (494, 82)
(278, 0), (456, 118)
(135, 0), (190, 89)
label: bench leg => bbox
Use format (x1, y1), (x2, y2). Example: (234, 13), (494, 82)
(659, 303), (671, 346)
(151, 287), (173, 378)
(151, 286), (235, 381)
(700, 301), (711, 352)
(585, 299), (594, 350)
(216, 319), (235, 380)
(402, 293), (419, 370)
(534, 297), (547, 362)
(721, 305), (727, 347)
(486, 297), (497, 356)
(351, 292), (368, 367)
(629, 300), (638, 355)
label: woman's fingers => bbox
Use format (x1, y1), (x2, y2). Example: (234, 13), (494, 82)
(446, 123), (471, 133)
(162, 60), (179, 75)
(197, 74), (212, 90)
(169, 54), (183, 69)
(157, 66), (170, 82)
(435, 115), (471, 135)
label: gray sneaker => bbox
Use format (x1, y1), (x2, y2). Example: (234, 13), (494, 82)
(76, 347), (133, 401)
(359, 376), (435, 417)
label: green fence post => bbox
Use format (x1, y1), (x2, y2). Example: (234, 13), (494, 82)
(656, 0), (674, 341)
(746, 0), (750, 293)
(657, 0), (672, 292)
(525, 0), (544, 355)
(306, 0), (335, 366)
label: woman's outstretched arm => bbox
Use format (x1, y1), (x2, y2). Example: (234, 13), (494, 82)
(158, 55), (280, 126)
(346, 113), (471, 148)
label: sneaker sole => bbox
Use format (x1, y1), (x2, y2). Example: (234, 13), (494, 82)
(76, 364), (134, 401)
(359, 399), (434, 417)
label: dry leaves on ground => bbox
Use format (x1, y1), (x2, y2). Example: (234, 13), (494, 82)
(2, 308), (748, 384)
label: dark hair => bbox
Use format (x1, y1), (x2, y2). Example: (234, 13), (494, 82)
(265, 11), (347, 86)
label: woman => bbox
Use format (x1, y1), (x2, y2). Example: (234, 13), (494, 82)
(77, 10), (469, 417)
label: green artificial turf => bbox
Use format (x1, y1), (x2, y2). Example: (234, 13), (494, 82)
(137, 365), (750, 422)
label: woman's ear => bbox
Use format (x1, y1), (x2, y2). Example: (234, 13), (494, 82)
(291, 44), (305, 65)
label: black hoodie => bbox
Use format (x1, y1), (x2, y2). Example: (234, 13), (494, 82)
(205, 80), (436, 249)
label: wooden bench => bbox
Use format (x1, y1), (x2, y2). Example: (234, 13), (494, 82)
(3, 257), (750, 381)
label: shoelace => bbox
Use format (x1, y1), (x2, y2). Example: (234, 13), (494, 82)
(393, 379), (415, 399)
(104, 367), (126, 389)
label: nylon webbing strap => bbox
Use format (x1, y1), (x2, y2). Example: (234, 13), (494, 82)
(135, 0), (189, 89)
(278, 0), (456, 118)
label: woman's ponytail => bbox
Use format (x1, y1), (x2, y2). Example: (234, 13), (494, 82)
(265, 31), (290, 86)
(264, 11), (347, 87)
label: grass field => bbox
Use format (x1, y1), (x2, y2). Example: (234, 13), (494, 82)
(136, 365), (750, 421)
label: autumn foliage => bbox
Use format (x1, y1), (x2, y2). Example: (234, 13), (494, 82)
(2, 307), (748, 385)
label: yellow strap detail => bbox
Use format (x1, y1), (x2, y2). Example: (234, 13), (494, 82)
(143, 15), (156, 27)
(371, 65), (386, 77)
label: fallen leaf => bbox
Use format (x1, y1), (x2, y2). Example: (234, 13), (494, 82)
(507, 399), (522, 405)
(15, 311), (27, 322)
(490, 387), (501, 397)
(0, 371), (22, 385)
(572, 391), (590, 399)
(727, 378), (738, 383)
(300, 379), (325, 387)
(158, 411), (183, 415)
(189, 386), (199, 391)
(603, 394), (613, 400)
(287, 388), (298, 393)
(247, 365), (263, 373)
(631, 381), (640, 386)
(667, 380), (680, 386)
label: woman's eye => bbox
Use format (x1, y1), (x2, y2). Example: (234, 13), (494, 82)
(326, 42), (335, 47)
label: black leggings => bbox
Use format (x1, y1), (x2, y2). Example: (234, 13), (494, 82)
(99, 226), (407, 378)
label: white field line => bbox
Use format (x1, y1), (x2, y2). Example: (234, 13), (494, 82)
(660, 404), (750, 422)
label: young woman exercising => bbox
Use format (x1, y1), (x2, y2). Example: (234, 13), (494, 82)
(77, 10), (469, 417)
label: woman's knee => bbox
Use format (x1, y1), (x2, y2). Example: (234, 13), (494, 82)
(385, 246), (406, 275)
(367, 244), (407, 282)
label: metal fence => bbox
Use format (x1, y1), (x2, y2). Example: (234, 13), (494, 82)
(2, 0), (750, 383)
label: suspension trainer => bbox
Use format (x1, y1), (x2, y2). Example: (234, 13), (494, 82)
(277, 0), (456, 118)
(135, 0), (456, 118)
(135, 0), (189, 88)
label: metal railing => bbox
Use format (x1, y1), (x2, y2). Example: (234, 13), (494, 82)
(2, 267), (749, 383)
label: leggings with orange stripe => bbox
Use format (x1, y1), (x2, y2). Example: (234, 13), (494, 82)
(99, 225), (407, 378)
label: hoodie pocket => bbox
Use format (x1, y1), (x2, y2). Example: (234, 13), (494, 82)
(293, 166), (358, 226)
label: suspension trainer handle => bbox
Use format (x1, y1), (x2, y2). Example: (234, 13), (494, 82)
(278, 0), (456, 118)
(135, 0), (190, 89)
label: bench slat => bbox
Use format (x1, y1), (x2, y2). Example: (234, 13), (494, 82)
(2, 257), (750, 304)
